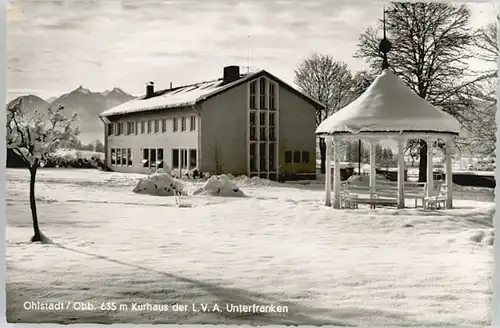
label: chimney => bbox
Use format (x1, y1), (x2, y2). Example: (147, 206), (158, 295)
(170, 82), (173, 89)
(145, 81), (154, 98)
(223, 65), (240, 84)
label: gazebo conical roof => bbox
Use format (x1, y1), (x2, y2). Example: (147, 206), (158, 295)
(316, 69), (461, 136)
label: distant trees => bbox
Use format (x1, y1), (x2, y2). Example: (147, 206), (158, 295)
(294, 52), (359, 173)
(344, 141), (395, 166)
(6, 99), (78, 242)
(356, 3), (480, 182)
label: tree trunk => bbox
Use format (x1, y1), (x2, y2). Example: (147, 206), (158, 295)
(29, 164), (42, 242)
(418, 140), (427, 183)
(319, 138), (326, 174)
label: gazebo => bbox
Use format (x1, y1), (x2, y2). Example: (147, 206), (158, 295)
(315, 12), (460, 210)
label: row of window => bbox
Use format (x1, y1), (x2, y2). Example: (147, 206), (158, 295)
(249, 142), (277, 172)
(110, 148), (133, 166)
(108, 116), (197, 136)
(285, 150), (310, 164)
(141, 148), (197, 169)
(249, 77), (277, 110)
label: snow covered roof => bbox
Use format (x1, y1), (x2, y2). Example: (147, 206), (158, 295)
(316, 69), (461, 136)
(100, 70), (325, 117)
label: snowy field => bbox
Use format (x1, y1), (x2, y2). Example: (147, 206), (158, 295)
(6, 168), (494, 326)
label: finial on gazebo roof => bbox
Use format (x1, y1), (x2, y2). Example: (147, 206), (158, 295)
(378, 7), (392, 70)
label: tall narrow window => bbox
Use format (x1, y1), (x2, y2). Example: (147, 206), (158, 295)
(173, 117), (178, 132)
(259, 78), (266, 109)
(127, 148), (132, 166)
(161, 119), (167, 133)
(147, 120), (152, 134)
(121, 148), (126, 165)
(150, 148), (157, 167)
(249, 81), (257, 109)
(111, 148), (116, 165)
(302, 151), (310, 164)
(172, 149), (179, 168)
(181, 117), (187, 131)
(259, 142), (267, 171)
(157, 148), (164, 168)
(190, 116), (196, 131)
(249, 112), (257, 141)
(269, 83), (276, 110)
(142, 148), (149, 168)
(108, 123), (114, 136)
(268, 112), (276, 141)
(154, 119), (159, 133)
(250, 143), (257, 172)
(116, 148), (122, 165)
(181, 149), (188, 168)
(141, 121), (145, 134)
(285, 151), (292, 164)
(135, 121), (138, 135)
(189, 149), (197, 168)
(259, 112), (266, 141)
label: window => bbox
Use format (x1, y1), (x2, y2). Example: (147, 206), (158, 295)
(157, 148), (164, 161)
(161, 119), (167, 133)
(250, 144), (257, 172)
(150, 148), (157, 166)
(302, 151), (310, 164)
(268, 127), (276, 141)
(249, 81), (257, 109)
(127, 148), (132, 166)
(107, 123), (114, 136)
(127, 121), (135, 135)
(268, 112), (275, 126)
(135, 121), (138, 135)
(116, 148), (121, 165)
(142, 148), (149, 168)
(173, 117), (178, 132)
(141, 121), (145, 134)
(259, 112), (266, 141)
(259, 78), (266, 109)
(154, 120), (159, 133)
(181, 117), (187, 131)
(147, 120), (152, 134)
(285, 151), (292, 164)
(269, 83), (276, 110)
(269, 143), (276, 170)
(249, 112), (257, 141)
(116, 122), (124, 135)
(293, 151), (301, 163)
(189, 149), (197, 168)
(190, 116), (196, 131)
(259, 143), (267, 171)
(181, 149), (188, 168)
(172, 148), (179, 168)
(121, 148), (126, 165)
(111, 148), (116, 165)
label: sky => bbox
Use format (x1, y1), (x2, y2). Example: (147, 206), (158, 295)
(6, 0), (498, 101)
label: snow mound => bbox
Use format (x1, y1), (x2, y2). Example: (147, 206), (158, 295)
(468, 229), (494, 246)
(233, 175), (278, 187)
(193, 175), (246, 197)
(132, 173), (184, 196)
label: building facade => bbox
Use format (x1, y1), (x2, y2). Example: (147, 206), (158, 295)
(99, 66), (324, 180)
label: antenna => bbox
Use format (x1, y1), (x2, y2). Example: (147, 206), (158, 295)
(246, 35), (251, 74)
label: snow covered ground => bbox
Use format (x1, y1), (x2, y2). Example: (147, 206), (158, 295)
(6, 168), (494, 326)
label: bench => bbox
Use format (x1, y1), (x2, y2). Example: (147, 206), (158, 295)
(340, 180), (427, 209)
(423, 181), (447, 210)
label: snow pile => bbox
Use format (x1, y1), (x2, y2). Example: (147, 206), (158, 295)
(192, 175), (246, 197)
(468, 229), (494, 246)
(233, 175), (278, 187)
(132, 173), (184, 196)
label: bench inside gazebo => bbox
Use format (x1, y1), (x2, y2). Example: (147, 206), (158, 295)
(315, 18), (460, 210)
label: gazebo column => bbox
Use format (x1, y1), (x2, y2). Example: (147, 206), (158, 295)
(426, 138), (434, 197)
(324, 136), (333, 207)
(369, 140), (376, 196)
(397, 137), (405, 209)
(445, 137), (453, 209)
(332, 138), (342, 209)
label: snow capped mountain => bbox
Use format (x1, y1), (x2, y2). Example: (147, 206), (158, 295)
(8, 86), (135, 142)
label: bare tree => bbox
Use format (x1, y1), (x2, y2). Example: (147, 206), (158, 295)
(294, 52), (356, 173)
(355, 3), (482, 182)
(6, 99), (79, 242)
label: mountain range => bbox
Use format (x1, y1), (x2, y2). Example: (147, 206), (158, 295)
(7, 86), (136, 143)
